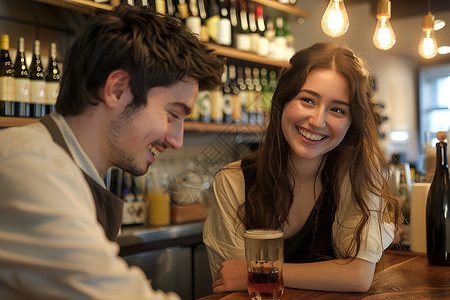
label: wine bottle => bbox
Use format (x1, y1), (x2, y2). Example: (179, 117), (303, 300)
(247, 2), (259, 53)
(13, 37), (30, 117)
(186, 0), (201, 37)
(253, 67), (263, 126)
(0, 34), (14, 116)
(229, 64), (241, 123)
(198, 90), (211, 123)
(210, 64), (224, 124)
(245, 66), (256, 125)
(176, 0), (189, 22)
(235, 0), (250, 52)
(228, 0), (239, 48)
(155, 0), (167, 14)
(206, 0), (220, 44)
(272, 17), (287, 60)
(260, 67), (271, 124)
(166, 0), (176, 17)
(29, 40), (46, 118)
(265, 17), (276, 59)
(217, 0), (231, 46)
(237, 66), (248, 124)
(45, 43), (60, 115)
(284, 18), (295, 60)
(222, 64), (232, 124)
(197, 0), (209, 42)
(255, 5), (269, 57)
(426, 131), (450, 266)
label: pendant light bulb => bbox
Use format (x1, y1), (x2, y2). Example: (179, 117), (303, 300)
(372, 0), (396, 50)
(418, 12), (438, 59)
(321, 0), (349, 37)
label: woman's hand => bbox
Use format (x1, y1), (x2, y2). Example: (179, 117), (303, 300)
(212, 260), (248, 293)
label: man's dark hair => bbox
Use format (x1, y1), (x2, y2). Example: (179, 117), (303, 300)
(56, 5), (224, 116)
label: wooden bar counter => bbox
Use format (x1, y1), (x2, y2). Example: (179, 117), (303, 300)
(199, 250), (450, 299)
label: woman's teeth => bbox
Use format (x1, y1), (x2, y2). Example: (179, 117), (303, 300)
(149, 145), (160, 158)
(298, 128), (325, 141)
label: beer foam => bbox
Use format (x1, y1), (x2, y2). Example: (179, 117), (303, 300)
(244, 229), (284, 239)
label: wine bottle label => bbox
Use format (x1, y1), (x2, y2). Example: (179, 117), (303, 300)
(217, 19), (232, 46)
(239, 91), (249, 124)
(177, 3), (189, 19)
(210, 89), (223, 124)
(257, 36), (269, 57)
(198, 90), (211, 123)
(250, 33), (260, 53)
(236, 33), (251, 52)
(45, 81), (60, 105)
(231, 94), (241, 123)
(30, 80), (46, 104)
(206, 15), (220, 43)
(0, 76), (14, 101)
(155, 0), (166, 14)
(186, 16), (202, 37)
(15, 78), (30, 102)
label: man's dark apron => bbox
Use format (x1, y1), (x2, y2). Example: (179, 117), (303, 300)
(40, 115), (123, 241)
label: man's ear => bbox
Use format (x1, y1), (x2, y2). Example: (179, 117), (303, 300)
(103, 70), (130, 109)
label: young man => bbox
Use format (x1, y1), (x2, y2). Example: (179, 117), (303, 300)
(0, 6), (223, 299)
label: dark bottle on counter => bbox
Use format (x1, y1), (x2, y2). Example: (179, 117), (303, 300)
(0, 34), (14, 116)
(426, 131), (450, 266)
(13, 37), (30, 117)
(29, 40), (46, 118)
(45, 43), (60, 115)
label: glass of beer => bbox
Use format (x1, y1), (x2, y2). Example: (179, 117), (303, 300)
(244, 229), (284, 300)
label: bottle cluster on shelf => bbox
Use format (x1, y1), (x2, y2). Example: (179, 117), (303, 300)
(102, 0), (296, 61)
(0, 35), (61, 118)
(187, 62), (278, 126)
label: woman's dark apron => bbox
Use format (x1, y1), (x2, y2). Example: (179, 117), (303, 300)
(241, 158), (336, 263)
(40, 115), (123, 241)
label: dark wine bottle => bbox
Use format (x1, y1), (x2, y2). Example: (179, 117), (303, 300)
(426, 131), (450, 266)
(166, 0), (177, 17)
(45, 43), (60, 115)
(13, 37), (30, 117)
(247, 1), (259, 53)
(0, 34), (14, 116)
(176, 0), (189, 22)
(29, 40), (46, 118)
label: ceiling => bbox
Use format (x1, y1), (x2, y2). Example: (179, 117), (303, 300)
(345, 0), (450, 63)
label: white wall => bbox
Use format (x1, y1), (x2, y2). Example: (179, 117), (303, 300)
(290, 1), (420, 162)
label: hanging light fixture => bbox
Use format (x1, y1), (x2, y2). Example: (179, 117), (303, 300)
(418, 0), (438, 59)
(372, 0), (396, 50)
(321, 0), (349, 37)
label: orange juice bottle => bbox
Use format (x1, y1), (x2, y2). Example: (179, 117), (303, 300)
(147, 172), (170, 226)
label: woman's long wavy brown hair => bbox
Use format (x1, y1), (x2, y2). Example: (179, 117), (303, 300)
(238, 42), (401, 258)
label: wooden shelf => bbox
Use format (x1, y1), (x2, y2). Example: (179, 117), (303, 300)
(0, 117), (40, 127)
(207, 43), (288, 67)
(32, 0), (113, 14)
(252, 0), (309, 18)
(184, 121), (263, 133)
(32, 0), (308, 17)
(0, 117), (263, 134)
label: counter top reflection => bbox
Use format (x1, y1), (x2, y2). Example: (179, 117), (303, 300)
(199, 251), (450, 299)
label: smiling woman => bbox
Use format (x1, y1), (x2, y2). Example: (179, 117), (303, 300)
(203, 42), (402, 294)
